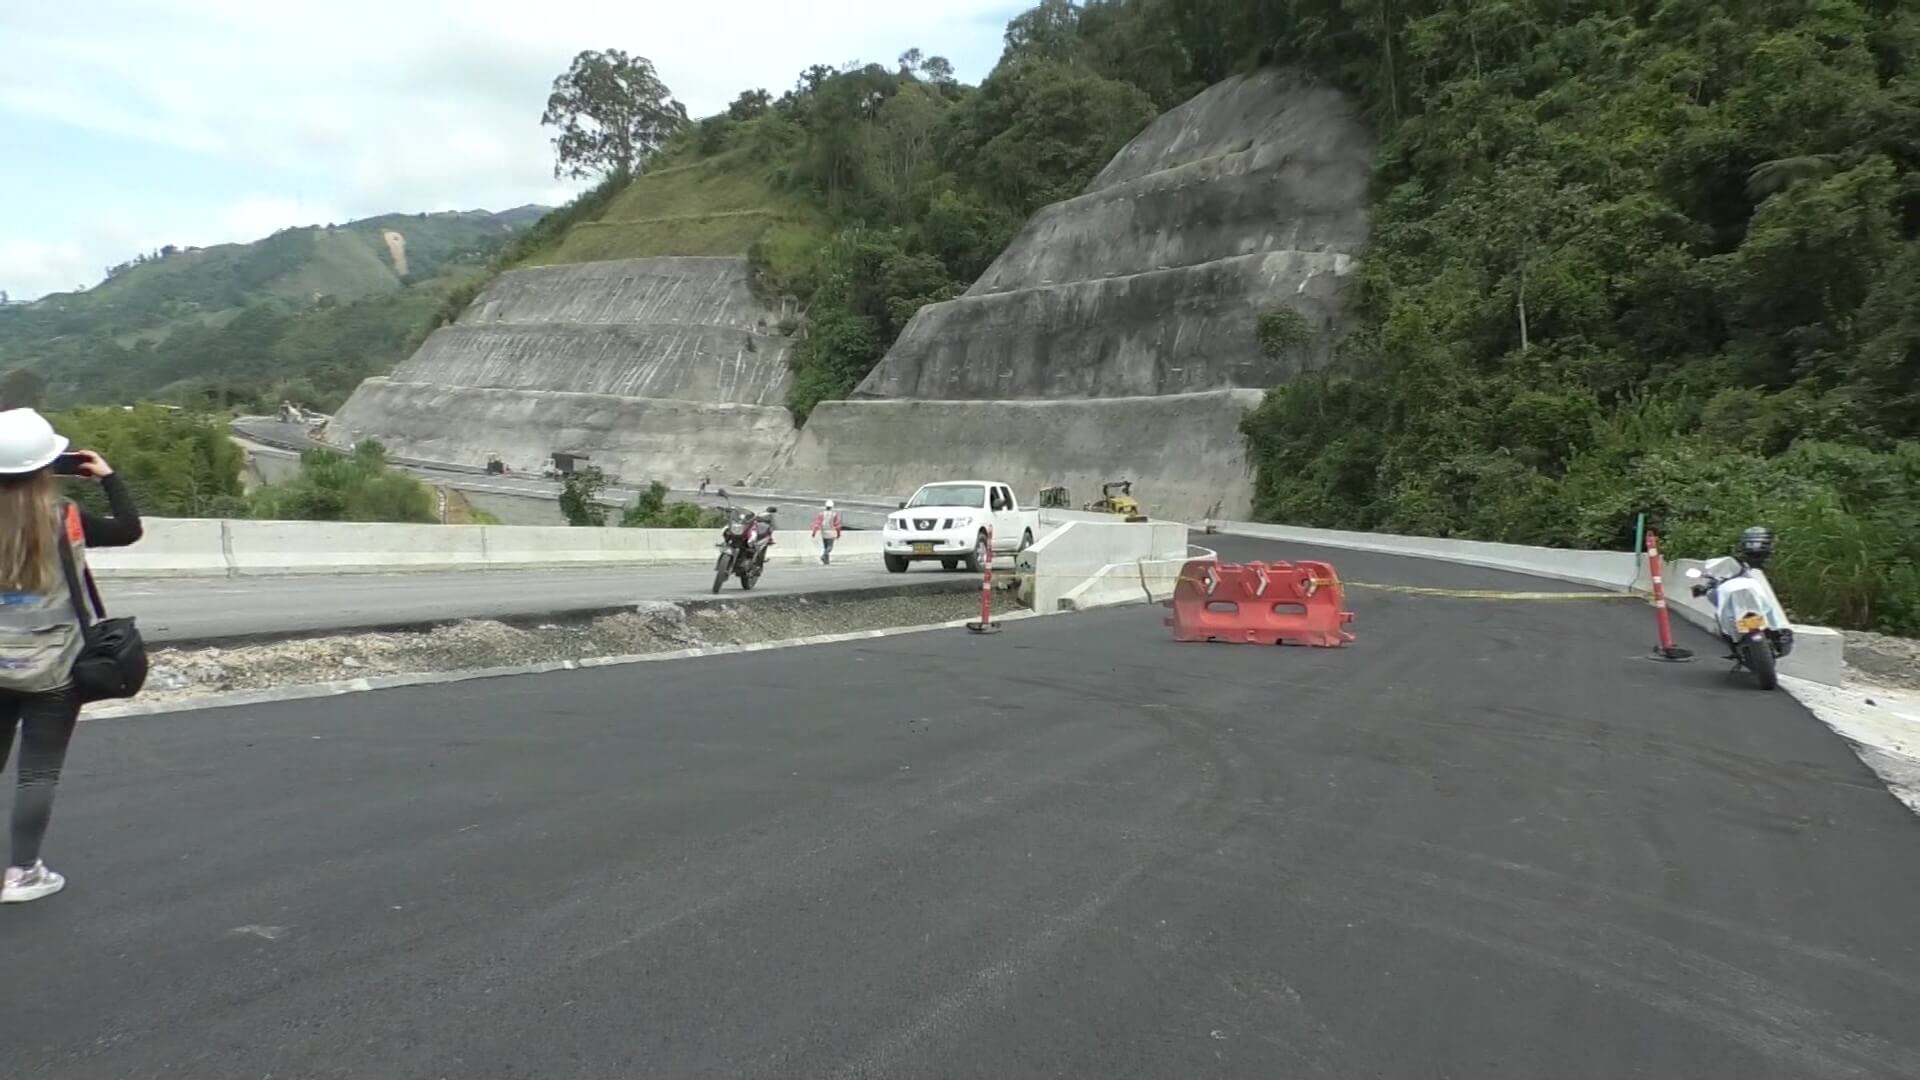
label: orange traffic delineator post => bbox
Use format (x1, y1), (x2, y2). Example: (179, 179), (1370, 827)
(1645, 530), (1693, 662)
(1166, 558), (1355, 646)
(967, 525), (1001, 635)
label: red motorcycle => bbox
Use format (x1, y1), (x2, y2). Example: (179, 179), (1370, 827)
(713, 503), (777, 593)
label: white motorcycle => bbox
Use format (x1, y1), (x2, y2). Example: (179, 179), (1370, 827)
(1683, 527), (1794, 691)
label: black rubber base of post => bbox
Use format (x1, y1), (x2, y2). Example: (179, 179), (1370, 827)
(966, 621), (1002, 635)
(1649, 646), (1695, 662)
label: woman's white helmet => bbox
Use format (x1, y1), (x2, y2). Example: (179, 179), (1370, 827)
(0, 408), (67, 476)
(824, 499), (835, 509)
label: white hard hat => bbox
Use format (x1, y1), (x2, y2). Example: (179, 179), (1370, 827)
(824, 499), (835, 509)
(0, 408), (67, 475)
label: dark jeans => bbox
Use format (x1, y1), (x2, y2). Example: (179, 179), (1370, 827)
(0, 686), (80, 868)
(821, 537), (835, 564)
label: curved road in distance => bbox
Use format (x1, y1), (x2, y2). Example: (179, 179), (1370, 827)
(231, 417), (900, 529)
(17, 538), (1920, 1078)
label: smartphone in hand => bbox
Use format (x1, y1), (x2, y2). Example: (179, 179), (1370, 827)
(50, 452), (88, 476)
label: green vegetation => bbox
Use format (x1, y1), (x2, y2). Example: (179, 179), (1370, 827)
(1181, 0), (1920, 633)
(558, 471), (725, 528)
(621, 481), (726, 529)
(530, 155), (830, 269)
(542, 49), (690, 181)
(558, 467), (610, 526)
(246, 441), (438, 523)
(507, 36), (1152, 420)
(1256, 308), (1314, 360)
(0, 209), (540, 411)
(50, 405), (248, 519)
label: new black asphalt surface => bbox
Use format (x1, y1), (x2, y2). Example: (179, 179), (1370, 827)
(6, 541), (1919, 1078)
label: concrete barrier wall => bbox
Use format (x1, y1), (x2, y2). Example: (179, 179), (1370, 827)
(1016, 520), (1190, 613)
(225, 521), (488, 575)
(1204, 519), (1643, 591)
(87, 519), (883, 578)
(1207, 518), (1847, 686)
(86, 519), (232, 578)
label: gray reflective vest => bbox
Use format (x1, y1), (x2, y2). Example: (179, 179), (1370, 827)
(0, 503), (85, 693)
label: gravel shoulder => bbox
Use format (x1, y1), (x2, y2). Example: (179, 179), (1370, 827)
(122, 591), (989, 709)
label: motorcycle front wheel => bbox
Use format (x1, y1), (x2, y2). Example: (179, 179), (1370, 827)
(1742, 637), (1778, 691)
(713, 552), (734, 594)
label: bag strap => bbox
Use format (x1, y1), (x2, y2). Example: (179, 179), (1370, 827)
(54, 503), (104, 634)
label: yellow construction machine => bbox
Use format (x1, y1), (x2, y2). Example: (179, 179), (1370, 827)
(1086, 480), (1148, 522)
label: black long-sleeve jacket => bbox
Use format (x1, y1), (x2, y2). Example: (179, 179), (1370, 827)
(77, 473), (143, 548)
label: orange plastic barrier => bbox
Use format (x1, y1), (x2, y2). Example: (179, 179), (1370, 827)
(1165, 558), (1355, 647)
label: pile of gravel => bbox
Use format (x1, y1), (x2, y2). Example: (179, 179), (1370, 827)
(134, 591), (986, 706)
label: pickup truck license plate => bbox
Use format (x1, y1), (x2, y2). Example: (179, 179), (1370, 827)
(912, 543), (934, 555)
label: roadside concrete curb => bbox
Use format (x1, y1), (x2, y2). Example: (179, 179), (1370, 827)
(82, 611), (1046, 721)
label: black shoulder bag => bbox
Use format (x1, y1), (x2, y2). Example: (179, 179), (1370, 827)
(56, 530), (149, 703)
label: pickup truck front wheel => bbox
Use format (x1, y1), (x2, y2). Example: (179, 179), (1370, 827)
(884, 554), (910, 574)
(964, 533), (988, 573)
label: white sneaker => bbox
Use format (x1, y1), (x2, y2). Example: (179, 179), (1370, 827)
(1, 860), (66, 903)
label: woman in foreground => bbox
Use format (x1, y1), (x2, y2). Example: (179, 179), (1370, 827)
(0, 408), (142, 904)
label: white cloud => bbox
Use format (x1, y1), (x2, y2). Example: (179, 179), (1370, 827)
(0, 2), (1013, 298)
(0, 238), (101, 302)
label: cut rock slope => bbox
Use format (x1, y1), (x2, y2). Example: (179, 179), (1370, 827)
(330, 256), (796, 482)
(777, 69), (1373, 520)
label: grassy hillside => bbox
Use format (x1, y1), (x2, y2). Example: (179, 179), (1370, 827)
(524, 154), (828, 267)
(0, 208), (540, 410)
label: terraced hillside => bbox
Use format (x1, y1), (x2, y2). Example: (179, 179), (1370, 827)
(772, 70), (1373, 520)
(331, 70), (1371, 514)
(328, 157), (823, 484)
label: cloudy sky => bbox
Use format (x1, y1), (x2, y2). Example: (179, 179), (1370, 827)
(0, 1), (1018, 301)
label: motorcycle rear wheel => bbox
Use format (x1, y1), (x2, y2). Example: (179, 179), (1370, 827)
(1742, 638), (1778, 691)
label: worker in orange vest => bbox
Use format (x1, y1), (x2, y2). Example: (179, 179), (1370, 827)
(810, 499), (843, 565)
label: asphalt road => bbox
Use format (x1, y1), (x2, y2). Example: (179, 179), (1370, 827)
(6, 542), (1919, 1078)
(112, 558), (962, 643)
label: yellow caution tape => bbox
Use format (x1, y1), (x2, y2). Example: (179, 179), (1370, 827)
(1341, 582), (1634, 601)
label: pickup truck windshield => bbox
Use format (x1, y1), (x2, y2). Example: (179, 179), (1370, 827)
(908, 483), (987, 509)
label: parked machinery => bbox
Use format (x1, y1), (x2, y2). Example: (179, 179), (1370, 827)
(1086, 480), (1147, 522)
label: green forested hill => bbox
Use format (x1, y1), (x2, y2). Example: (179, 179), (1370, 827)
(0, 207), (544, 410)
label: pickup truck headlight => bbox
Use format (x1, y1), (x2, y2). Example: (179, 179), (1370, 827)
(945, 515), (974, 529)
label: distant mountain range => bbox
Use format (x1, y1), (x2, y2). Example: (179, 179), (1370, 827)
(0, 205), (550, 411)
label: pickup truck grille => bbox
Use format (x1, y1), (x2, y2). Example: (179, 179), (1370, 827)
(913, 518), (937, 531)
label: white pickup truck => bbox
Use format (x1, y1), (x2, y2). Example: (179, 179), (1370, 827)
(883, 480), (1040, 573)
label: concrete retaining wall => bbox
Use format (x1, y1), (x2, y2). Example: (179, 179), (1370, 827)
(1205, 518), (1847, 686)
(86, 519), (882, 578)
(328, 379), (795, 486)
(770, 391), (1264, 523)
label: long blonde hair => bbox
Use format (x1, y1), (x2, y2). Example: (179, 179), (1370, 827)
(0, 470), (58, 594)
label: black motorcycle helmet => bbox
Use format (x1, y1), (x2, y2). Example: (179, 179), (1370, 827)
(1737, 525), (1775, 568)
